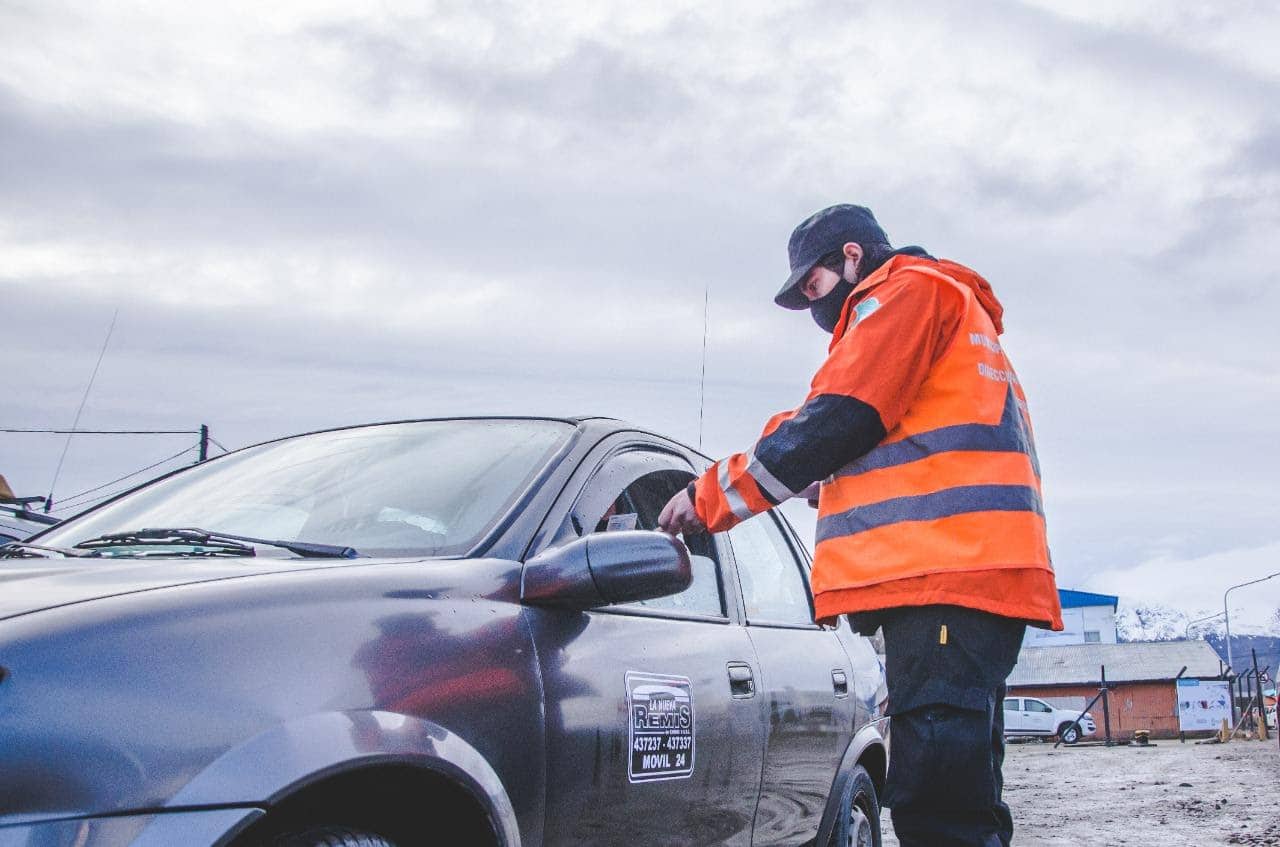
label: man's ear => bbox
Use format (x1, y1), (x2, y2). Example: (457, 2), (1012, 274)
(842, 241), (864, 276)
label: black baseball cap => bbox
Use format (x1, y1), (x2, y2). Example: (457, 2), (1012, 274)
(774, 204), (889, 309)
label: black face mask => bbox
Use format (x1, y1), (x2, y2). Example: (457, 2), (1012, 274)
(810, 278), (855, 333)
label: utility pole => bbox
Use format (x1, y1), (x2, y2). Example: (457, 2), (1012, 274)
(1228, 670), (1239, 731)
(1224, 571), (1280, 672)
(198, 424), (209, 463)
(1252, 650), (1270, 741)
(1100, 664), (1113, 746)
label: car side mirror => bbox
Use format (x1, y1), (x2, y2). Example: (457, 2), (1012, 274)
(521, 530), (692, 610)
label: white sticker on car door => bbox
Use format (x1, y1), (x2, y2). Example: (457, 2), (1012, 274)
(626, 671), (695, 782)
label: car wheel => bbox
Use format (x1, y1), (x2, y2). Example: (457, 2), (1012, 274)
(272, 827), (399, 847)
(1058, 722), (1080, 745)
(829, 764), (882, 847)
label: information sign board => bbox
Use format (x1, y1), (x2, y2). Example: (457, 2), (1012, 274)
(1175, 678), (1231, 732)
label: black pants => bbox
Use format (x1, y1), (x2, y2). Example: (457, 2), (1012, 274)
(860, 605), (1025, 847)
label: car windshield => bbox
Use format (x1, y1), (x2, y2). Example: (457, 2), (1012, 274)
(36, 419), (573, 558)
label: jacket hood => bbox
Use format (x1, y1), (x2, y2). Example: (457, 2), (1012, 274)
(935, 258), (1004, 335)
(849, 254), (1005, 335)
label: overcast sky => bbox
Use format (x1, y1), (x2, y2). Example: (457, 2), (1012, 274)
(2, 1), (1277, 629)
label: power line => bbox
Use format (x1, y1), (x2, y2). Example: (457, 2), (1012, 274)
(49, 482), (150, 515)
(49, 445), (198, 511)
(47, 310), (119, 507)
(1, 428), (200, 435)
(207, 435), (229, 453)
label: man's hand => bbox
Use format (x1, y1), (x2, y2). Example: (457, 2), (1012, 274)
(658, 488), (705, 536)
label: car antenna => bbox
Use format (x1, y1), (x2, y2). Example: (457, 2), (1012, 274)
(697, 282), (709, 451)
(45, 308), (118, 512)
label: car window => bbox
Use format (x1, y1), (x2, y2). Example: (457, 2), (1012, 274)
(1003, 698), (1020, 711)
(566, 448), (725, 618)
(1026, 699), (1053, 713)
(727, 512), (812, 625)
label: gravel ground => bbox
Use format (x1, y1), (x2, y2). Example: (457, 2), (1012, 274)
(880, 737), (1280, 846)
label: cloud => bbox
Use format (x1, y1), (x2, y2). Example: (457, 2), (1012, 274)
(308, 23), (695, 128)
(1087, 542), (1280, 632)
(1234, 123), (1280, 175)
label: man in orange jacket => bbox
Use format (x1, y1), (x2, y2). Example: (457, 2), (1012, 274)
(659, 204), (1062, 846)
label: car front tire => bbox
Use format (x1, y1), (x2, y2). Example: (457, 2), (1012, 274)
(1058, 722), (1081, 745)
(829, 764), (882, 847)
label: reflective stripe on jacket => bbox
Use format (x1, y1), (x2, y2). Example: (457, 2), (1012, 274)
(692, 254), (1062, 628)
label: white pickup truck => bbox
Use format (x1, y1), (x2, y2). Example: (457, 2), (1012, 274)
(1003, 695), (1097, 744)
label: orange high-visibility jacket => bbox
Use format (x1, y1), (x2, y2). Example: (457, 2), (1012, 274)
(692, 254), (1063, 629)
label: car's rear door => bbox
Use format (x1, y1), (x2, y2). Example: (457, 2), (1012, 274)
(524, 442), (765, 847)
(723, 511), (856, 847)
(1002, 697), (1025, 733)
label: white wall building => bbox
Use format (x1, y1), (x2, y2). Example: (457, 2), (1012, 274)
(1023, 589), (1119, 648)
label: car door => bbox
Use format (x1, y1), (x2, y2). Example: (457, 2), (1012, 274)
(724, 510), (856, 847)
(1002, 697), (1025, 733)
(524, 442), (765, 847)
(1022, 697), (1057, 734)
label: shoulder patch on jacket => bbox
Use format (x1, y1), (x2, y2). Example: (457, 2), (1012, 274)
(851, 297), (881, 326)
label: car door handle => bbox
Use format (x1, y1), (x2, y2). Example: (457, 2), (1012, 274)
(727, 662), (755, 698)
(832, 669), (849, 698)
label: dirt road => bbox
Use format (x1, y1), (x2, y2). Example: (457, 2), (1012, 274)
(880, 738), (1279, 846)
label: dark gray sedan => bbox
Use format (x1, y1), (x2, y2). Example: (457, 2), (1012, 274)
(0, 417), (888, 847)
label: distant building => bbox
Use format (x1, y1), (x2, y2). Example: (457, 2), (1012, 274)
(1023, 588), (1118, 648)
(1008, 640), (1225, 738)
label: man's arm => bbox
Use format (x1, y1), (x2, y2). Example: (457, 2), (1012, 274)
(660, 271), (964, 536)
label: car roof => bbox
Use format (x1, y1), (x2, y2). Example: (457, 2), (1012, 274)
(220, 415), (710, 462)
(568, 417), (713, 461)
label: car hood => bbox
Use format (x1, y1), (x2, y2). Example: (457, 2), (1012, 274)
(0, 555), (428, 622)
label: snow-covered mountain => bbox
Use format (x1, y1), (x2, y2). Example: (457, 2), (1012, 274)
(1114, 603), (1280, 680)
(1115, 603), (1280, 642)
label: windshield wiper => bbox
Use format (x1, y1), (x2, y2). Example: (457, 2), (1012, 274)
(0, 541), (90, 559)
(72, 528), (359, 559)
